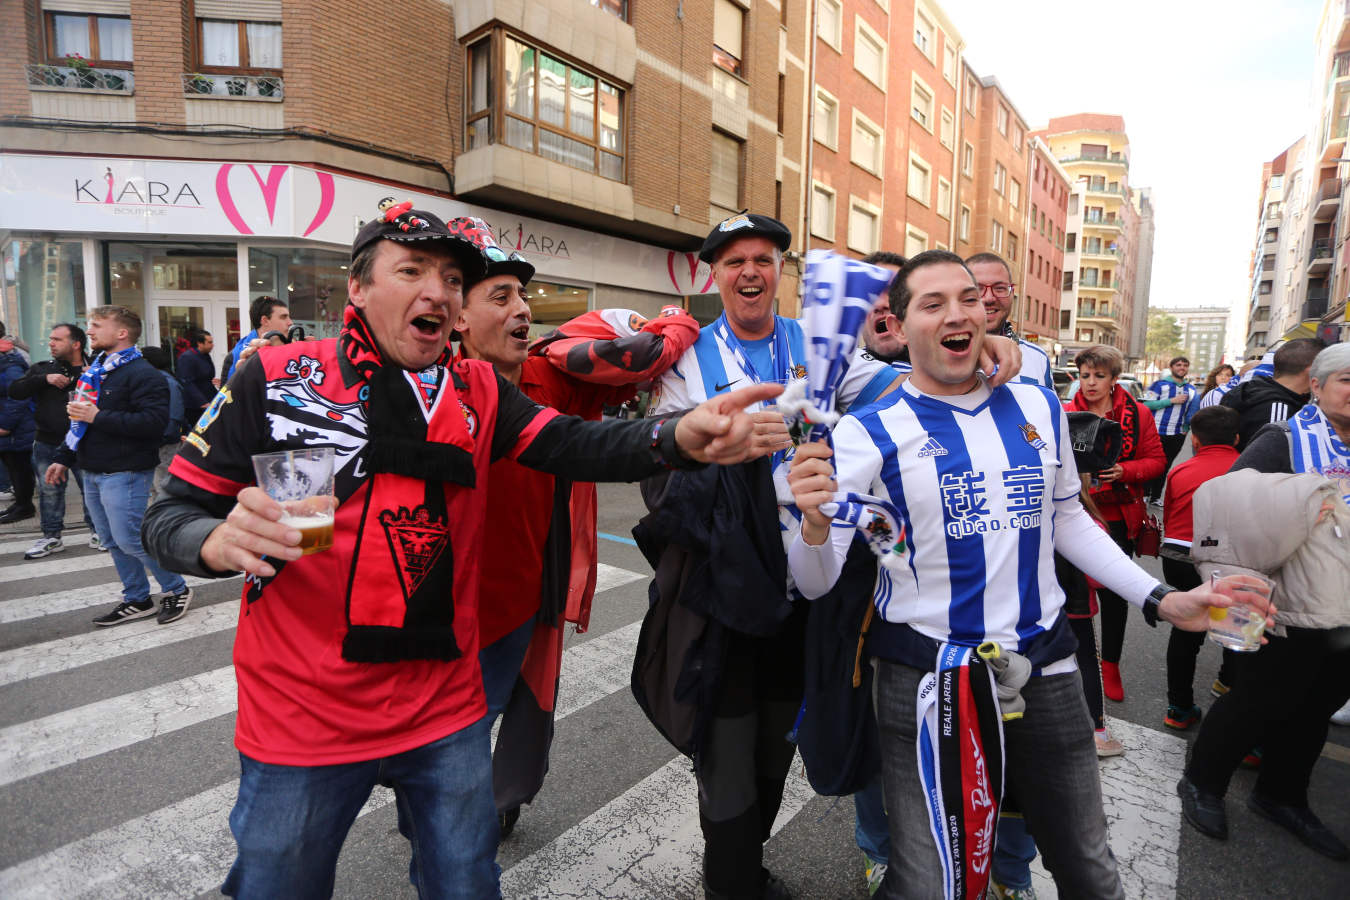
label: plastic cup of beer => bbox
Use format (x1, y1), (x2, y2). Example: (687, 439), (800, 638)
(251, 447), (336, 556)
(1207, 571), (1273, 652)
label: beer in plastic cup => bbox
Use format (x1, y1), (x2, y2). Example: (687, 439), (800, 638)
(1206, 571), (1273, 652)
(251, 447), (337, 556)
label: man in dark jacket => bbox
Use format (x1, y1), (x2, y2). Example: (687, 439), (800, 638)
(176, 328), (217, 419)
(8, 323), (96, 556)
(1221, 338), (1324, 451)
(0, 321), (37, 523)
(42, 306), (193, 627)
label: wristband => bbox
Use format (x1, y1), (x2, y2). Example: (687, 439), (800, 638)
(1143, 582), (1173, 628)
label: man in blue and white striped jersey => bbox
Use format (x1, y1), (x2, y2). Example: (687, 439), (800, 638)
(966, 252), (1055, 391)
(786, 250), (1234, 900)
(1146, 356), (1198, 501)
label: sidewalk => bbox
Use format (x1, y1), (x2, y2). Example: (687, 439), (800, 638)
(0, 478), (90, 540)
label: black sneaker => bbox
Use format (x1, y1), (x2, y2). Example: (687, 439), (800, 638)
(0, 504), (36, 524)
(156, 587), (194, 625)
(92, 599), (156, 627)
(498, 807), (521, 842)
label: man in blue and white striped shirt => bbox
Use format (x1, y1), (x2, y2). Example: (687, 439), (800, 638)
(966, 252), (1055, 392)
(1147, 356), (1198, 502)
(787, 250), (1232, 899)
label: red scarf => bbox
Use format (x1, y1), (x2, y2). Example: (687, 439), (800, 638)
(1066, 383), (1145, 526)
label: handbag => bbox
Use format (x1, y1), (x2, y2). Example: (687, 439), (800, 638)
(1134, 512), (1162, 557)
(1066, 411), (1123, 473)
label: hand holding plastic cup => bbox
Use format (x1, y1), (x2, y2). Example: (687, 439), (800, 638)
(1206, 571), (1274, 652)
(250, 447), (337, 556)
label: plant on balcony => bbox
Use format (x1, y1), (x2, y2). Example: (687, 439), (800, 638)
(256, 77), (279, 97)
(226, 77), (248, 96)
(40, 65), (66, 86)
(188, 73), (214, 95)
(63, 53), (97, 88)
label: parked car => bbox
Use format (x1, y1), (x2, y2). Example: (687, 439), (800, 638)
(1063, 375), (1149, 402)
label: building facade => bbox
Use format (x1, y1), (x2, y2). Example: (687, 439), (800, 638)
(1020, 136), (1068, 350)
(2, 0), (799, 368)
(1129, 186), (1154, 359)
(1156, 306), (1229, 374)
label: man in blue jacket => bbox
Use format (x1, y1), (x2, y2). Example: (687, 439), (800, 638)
(176, 328), (218, 419)
(0, 321), (37, 523)
(43, 306), (194, 627)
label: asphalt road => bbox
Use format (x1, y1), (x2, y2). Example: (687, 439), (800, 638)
(0, 478), (1346, 899)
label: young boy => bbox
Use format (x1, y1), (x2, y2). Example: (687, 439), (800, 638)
(1161, 405), (1241, 729)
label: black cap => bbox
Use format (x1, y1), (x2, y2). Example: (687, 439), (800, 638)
(351, 199), (487, 284)
(698, 211), (792, 263)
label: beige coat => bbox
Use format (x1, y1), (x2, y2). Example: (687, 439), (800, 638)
(1190, 469), (1350, 634)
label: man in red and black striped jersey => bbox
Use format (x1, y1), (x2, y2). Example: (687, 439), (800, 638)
(142, 206), (774, 900)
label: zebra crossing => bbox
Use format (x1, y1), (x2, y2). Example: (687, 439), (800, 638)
(0, 517), (1199, 899)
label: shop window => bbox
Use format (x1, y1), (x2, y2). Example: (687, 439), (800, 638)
(2, 240), (87, 362)
(45, 11), (133, 67)
(248, 247), (351, 341)
(196, 19), (282, 73)
(473, 33), (625, 182)
(526, 281), (591, 331)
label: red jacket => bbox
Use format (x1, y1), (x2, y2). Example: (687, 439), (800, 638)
(1162, 443), (1239, 547)
(1065, 382), (1166, 533)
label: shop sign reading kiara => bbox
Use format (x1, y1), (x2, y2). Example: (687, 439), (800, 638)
(0, 152), (716, 296)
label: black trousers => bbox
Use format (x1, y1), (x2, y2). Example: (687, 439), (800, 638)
(1096, 520), (1134, 665)
(1147, 432), (1188, 501)
(1186, 626), (1350, 806)
(0, 449), (35, 508)
(697, 601), (808, 898)
(1162, 556), (1234, 708)
(1058, 552), (1104, 730)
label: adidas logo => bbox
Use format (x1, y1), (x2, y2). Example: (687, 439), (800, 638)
(918, 436), (948, 458)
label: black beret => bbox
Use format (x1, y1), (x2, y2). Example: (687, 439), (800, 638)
(698, 212), (792, 263)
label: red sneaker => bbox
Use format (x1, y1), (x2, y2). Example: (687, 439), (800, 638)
(1102, 661), (1124, 702)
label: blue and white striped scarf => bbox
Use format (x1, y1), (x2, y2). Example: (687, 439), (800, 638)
(1289, 403), (1350, 503)
(63, 346), (141, 453)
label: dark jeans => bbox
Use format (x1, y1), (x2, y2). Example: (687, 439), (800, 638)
(32, 440), (92, 537)
(876, 662), (1123, 899)
(1148, 432), (1188, 500)
(1162, 556), (1233, 708)
(1186, 626), (1350, 806)
(1094, 520), (1134, 665)
(1070, 617), (1105, 730)
(0, 448), (35, 509)
(697, 602), (807, 898)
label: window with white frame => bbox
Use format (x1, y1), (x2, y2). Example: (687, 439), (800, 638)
(1009, 178), (1020, 209)
(710, 131), (742, 214)
(991, 220), (1004, 252)
(996, 103), (1009, 135)
(943, 41), (957, 84)
(908, 153), (931, 205)
(962, 141), (973, 177)
(959, 205), (971, 240)
(811, 182), (836, 239)
(940, 108), (954, 149)
(913, 9), (935, 62)
(814, 87), (839, 149)
(1008, 232), (1018, 263)
(818, 0), (842, 50)
(911, 77), (934, 131)
(712, 0), (745, 76)
(905, 227), (928, 258)
(964, 73), (977, 114)
(993, 162), (1006, 195)
(848, 200), (880, 254)
(851, 111), (883, 175)
(854, 20), (886, 88)
(937, 177), (952, 218)
(1012, 123), (1023, 152)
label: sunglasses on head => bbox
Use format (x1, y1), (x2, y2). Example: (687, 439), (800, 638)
(483, 247), (528, 264)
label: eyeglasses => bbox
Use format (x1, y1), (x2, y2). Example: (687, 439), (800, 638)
(978, 283), (1014, 300)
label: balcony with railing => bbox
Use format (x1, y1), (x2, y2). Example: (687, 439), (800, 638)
(1078, 277), (1116, 291)
(1307, 238), (1333, 274)
(1082, 214), (1123, 232)
(1083, 184), (1124, 197)
(181, 73), (283, 99)
(1314, 177), (1342, 221)
(1302, 293), (1330, 321)
(1059, 152), (1129, 169)
(1077, 302), (1120, 324)
(1080, 246), (1120, 261)
(26, 63), (133, 93)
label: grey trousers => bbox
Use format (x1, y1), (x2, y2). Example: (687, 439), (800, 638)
(875, 661), (1124, 900)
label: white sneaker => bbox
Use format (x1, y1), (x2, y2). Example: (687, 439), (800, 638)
(0, 489), (13, 503)
(24, 536), (64, 559)
(1332, 700), (1350, 727)
(1095, 728), (1125, 758)
(90, 532), (108, 552)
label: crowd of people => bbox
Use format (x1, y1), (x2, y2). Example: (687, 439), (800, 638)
(0, 202), (1346, 900)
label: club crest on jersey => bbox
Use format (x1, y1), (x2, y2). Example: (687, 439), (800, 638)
(379, 505), (450, 600)
(791, 364), (808, 380)
(717, 213), (754, 232)
(284, 356), (324, 385)
(1018, 423), (1048, 452)
(194, 386), (233, 434)
(918, 435), (948, 458)
(458, 399), (478, 436)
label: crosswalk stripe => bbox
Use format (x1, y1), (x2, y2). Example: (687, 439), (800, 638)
(592, 561), (647, 594)
(500, 754), (816, 898)
(0, 553), (113, 584)
(0, 600), (240, 687)
(0, 574), (237, 625)
(0, 531), (89, 556)
(0, 613), (645, 898)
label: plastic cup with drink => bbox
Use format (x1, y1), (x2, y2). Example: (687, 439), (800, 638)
(1206, 570), (1274, 653)
(250, 447), (336, 556)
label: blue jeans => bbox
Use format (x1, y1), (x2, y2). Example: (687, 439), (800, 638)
(992, 813), (1037, 889)
(83, 469), (187, 602)
(854, 772), (889, 865)
(223, 717), (501, 899)
(32, 440), (92, 538)
(479, 617), (536, 719)
(875, 663), (1123, 900)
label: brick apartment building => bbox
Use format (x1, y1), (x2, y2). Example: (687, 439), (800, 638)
(1022, 136), (1068, 347)
(0, 0), (801, 366)
(960, 73), (1028, 309)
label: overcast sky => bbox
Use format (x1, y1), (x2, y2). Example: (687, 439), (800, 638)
(946, 0), (1325, 313)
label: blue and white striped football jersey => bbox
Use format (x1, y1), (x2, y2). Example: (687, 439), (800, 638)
(826, 380), (1081, 654)
(1148, 378), (1197, 435)
(1013, 340), (1054, 391)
